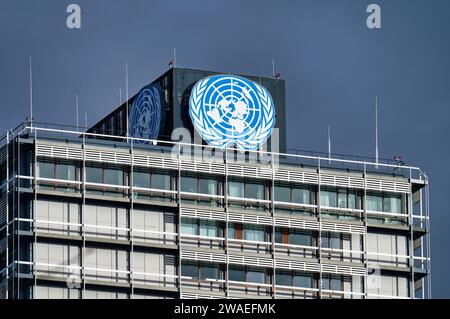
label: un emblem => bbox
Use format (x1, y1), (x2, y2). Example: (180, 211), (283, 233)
(129, 84), (165, 143)
(189, 75), (276, 150)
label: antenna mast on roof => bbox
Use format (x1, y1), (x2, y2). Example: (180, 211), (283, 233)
(173, 47), (176, 67)
(125, 62), (129, 140)
(76, 94), (79, 131)
(28, 56), (33, 127)
(328, 126), (331, 164)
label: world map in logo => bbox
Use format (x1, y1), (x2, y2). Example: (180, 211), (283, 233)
(129, 84), (165, 143)
(189, 75), (276, 150)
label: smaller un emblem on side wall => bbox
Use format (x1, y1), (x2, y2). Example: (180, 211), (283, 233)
(129, 84), (165, 143)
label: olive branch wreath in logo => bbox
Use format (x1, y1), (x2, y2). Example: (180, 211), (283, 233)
(189, 76), (275, 151)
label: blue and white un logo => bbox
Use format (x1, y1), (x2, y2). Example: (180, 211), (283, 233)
(129, 84), (165, 143)
(189, 75), (276, 150)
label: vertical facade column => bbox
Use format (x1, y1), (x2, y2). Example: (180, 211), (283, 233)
(32, 127), (38, 293)
(317, 158), (322, 299)
(224, 148), (229, 299)
(130, 139), (134, 298)
(271, 152), (276, 299)
(177, 143), (182, 298)
(5, 130), (9, 299)
(408, 167), (415, 299)
(81, 133), (86, 298)
(363, 163), (369, 299)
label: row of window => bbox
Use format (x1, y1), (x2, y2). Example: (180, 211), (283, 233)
(181, 261), (347, 290)
(36, 160), (404, 214)
(180, 218), (348, 249)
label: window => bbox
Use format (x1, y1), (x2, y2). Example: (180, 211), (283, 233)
(247, 269), (265, 284)
(228, 180), (244, 198)
(366, 192), (382, 211)
(229, 268), (246, 282)
(383, 194), (402, 213)
(181, 176), (197, 193)
(199, 220), (218, 237)
(294, 274), (312, 288)
(104, 168), (123, 185)
(200, 264), (219, 280)
(199, 178), (217, 195)
(290, 232), (311, 246)
(276, 272), (292, 286)
(243, 225), (265, 242)
(152, 172), (170, 190)
(85, 166), (102, 184)
(133, 171), (150, 188)
(320, 188), (337, 207)
(246, 183), (264, 200)
(227, 226), (235, 239)
(292, 186), (310, 204)
(37, 162), (54, 179)
(274, 185), (290, 202)
(181, 263), (198, 278)
(180, 219), (198, 235)
(55, 164), (75, 181)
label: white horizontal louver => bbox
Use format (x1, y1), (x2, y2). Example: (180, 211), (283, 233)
(321, 263), (366, 276)
(274, 217), (320, 231)
(227, 164), (272, 180)
(321, 222), (365, 235)
(181, 293), (223, 299)
(180, 207), (226, 221)
(366, 178), (410, 194)
(227, 213), (273, 226)
(275, 259), (320, 272)
(320, 174), (365, 189)
(181, 250), (226, 263)
(180, 159), (226, 175)
(227, 254), (273, 267)
(274, 169), (318, 184)
(37, 144), (83, 160)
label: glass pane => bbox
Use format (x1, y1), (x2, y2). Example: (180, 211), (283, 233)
(275, 230), (282, 243)
(199, 178), (217, 195)
(330, 235), (341, 249)
(227, 226), (235, 239)
(104, 168), (123, 185)
(348, 191), (356, 209)
(152, 173), (170, 190)
(366, 193), (382, 211)
(56, 164), (75, 181)
(228, 181), (244, 198)
(274, 185), (290, 202)
(181, 176), (197, 193)
(85, 166), (102, 183)
(244, 226), (265, 242)
(331, 277), (341, 291)
(290, 233), (310, 246)
(37, 162), (54, 179)
(133, 171), (150, 188)
(294, 274), (311, 288)
(320, 189), (337, 207)
(338, 191), (347, 208)
(229, 268), (245, 282)
(180, 219), (198, 235)
(200, 265), (219, 280)
(247, 270), (265, 284)
(384, 194), (402, 213)
(276, 272), (292, 286)
(199, 221), (218, 237)
(246, 183), (264, 200)
(322, 278), (330, 290)
(292, 187), (310, 204)
(181, 263), (198, 278)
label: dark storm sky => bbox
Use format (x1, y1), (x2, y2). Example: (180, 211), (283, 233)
(0, 0), (449, 297)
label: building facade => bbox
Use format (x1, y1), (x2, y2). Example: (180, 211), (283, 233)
(0, 68), (431, 299)
(0, 123), (431, 299)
